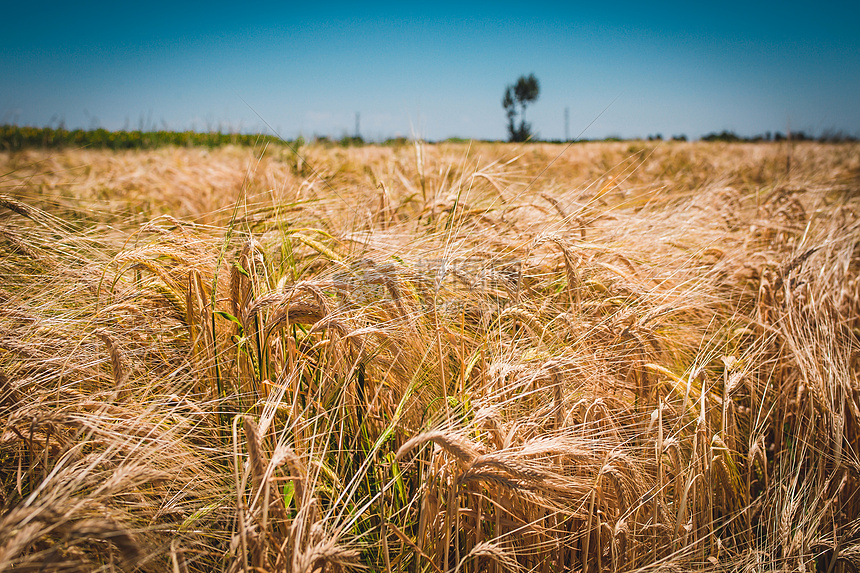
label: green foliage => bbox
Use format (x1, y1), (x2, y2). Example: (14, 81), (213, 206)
(701, 130), (831, 142)
(0, 124), (289, 151)
(502, 74), (540, 142)
(382, 136), (410, 146)
(701, 130), (743, 143)
(338, 135), (365, 147)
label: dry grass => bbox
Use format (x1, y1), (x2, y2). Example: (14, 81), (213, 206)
(1, 139), (859, 572)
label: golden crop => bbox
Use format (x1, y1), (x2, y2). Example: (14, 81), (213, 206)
(1, 140), (858, 572)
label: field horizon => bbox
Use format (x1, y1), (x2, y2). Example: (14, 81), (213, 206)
(1, 140), (859, 572)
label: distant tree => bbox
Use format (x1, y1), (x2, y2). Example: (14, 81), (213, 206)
(702, 130), (741, 143)
(502, 74), (540, 142)
(819, 128), (858, 143)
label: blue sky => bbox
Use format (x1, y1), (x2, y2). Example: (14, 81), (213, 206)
(2, 1), (858, 140)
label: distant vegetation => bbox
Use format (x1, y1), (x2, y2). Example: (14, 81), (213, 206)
(502, 74), (541, 142)
(0, 125), (420, 151)
(701, 129), (858, 143)
(1, 124), (857, 151)
(0, 124), (287, 151)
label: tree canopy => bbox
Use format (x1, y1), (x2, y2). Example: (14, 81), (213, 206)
(502, 74), (540, 142)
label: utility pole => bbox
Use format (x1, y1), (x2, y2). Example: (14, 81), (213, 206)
(564, 107), (570, 142)
(355, 112), (360, 139)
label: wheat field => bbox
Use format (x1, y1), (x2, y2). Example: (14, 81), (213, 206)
(1, 140), (859, 572)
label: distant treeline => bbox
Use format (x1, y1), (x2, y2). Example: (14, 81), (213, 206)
(0, 126), (415, 151)
(0, 125), (287, 151)
(700, 129), (858, 143)
(2, 124), (857, 151)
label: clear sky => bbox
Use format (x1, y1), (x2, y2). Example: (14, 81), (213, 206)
(2, 1), (859, 141)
